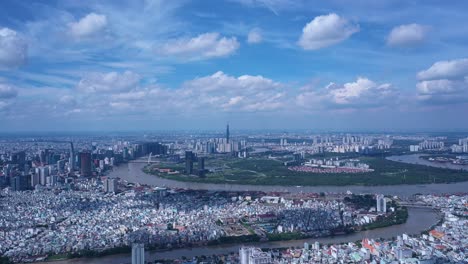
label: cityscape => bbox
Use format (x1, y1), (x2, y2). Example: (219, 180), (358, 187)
(1, 0), (468, 264)
(0, 129), (467, 263)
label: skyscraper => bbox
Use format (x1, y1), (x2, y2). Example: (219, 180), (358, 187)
(226, 123), (230, 143)
(197, 157), (205, 177)
(80, 151), (92, 177)
(131, 243), (145, 264)
(185, 151), (194, 175)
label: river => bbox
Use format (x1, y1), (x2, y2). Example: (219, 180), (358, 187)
(107, 160), (468, 198)
(386, 154), (468, 171)
(34, 207), (439, 264)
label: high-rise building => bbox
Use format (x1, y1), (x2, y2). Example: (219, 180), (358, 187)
(39, 166), (49, 185)
(185, 151), (194, 175)
(11, 175), (28, 191)
(57, 159), (66, 173)
(131, 243), (145, 264)
(80, 152), (92, 177)
(31, 173), (40, 187)
(104, 178), (117, 193)
(197, 157), (205, 177)
(226, 123), (230, 143)
(376, 194), (387, 213)
(10, 151), (26, 166)
(69, 142), (75, 172)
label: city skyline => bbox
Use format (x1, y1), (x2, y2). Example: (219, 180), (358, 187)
(1, 0), (468, 131)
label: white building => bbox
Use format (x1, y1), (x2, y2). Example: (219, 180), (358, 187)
(240, 246), (272, 264)
(376, 194), (387, 213)
(131, 243), (144, 264)
(104, 178), (117, 194)
(409, 145), (420, 152)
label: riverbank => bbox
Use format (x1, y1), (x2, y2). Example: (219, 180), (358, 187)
(144, 155), (468, 186)
(106, 160), (468, 197)
(32, 207), (440, 264)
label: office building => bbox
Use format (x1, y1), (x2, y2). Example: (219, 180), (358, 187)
(104, 178), (117, 193)
(10, 151), (26, 166)
(80, 152), (92, 177)
(185, 151), (194, 175)
(39, 166), (49, 185)
(131, 243), (145, 264)
(376, 194), (387, 213)
(198, 157), (205, 177)
(11, 175), (28, 191)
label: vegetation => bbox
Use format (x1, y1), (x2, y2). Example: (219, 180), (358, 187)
(46, 246), (131, 261)
(344, 194), (376, 210)
(0, 257), (12, 264)
(146, 154), (468, 186)
(361, 207), (408, 230)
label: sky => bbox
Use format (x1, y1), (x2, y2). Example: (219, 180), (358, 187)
(0, 0), (468, 132)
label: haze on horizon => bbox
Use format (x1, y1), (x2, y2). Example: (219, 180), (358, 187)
(1, 0), (468, 132)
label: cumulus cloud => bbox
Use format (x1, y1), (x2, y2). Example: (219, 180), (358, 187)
(157, 33), (240, 60)
(387, 23), (429, 47)
(417, 58), (468, 80)
(297, 77), (397, 109)
(68, 13), (108, 39)
(416, 58), (468, 104)
(180, 71), (285, 111)
(42, 70), (288, 119)
(298, 13), (359, 50)
(247, 28), (262, 44)
(77, 71), (140, 93)
(0, 28), (27, 69)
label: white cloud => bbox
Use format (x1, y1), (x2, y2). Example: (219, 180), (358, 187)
(231, 0), (299, 15)
(157, 33), (240, 60)
(247, 28), (262, 44)
(0, 83), (18, 112)
(0, 28), (27, 69)
(0, 83), (18, 99)
(416, 58), (468, 104)
(298, 13), (359, 50)
(180, 71), (285, 111)
(68, 13), (108, 39)
(59, 95), (77, 106)
(77, 71), (140, 93)
(417, 58), (468, 81)
(297, 77), (396, 109)
(387, 23), (429, 47)
(416, 79), (464, 95)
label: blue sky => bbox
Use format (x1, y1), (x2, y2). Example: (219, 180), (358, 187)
(0, 0), (468, 131)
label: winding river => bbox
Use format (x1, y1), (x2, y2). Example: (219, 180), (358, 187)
(33, 155), (465, 263)
(35, 207), (439, 264)
(386, 154), (468, 171)
(108, 159), (468, 198)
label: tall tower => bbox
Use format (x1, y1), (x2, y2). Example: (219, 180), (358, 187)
(226, 123), (230, 143)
